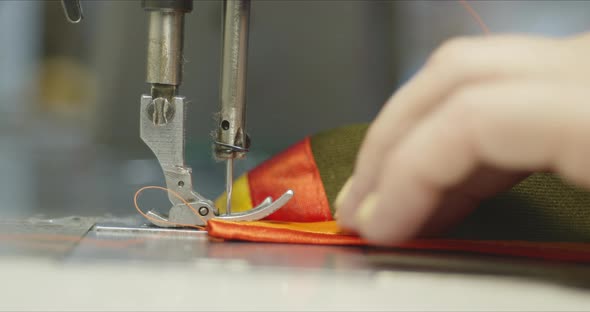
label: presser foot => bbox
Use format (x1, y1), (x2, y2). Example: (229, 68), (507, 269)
(146, 190), (294, 228)
(140, 94), (293, 228)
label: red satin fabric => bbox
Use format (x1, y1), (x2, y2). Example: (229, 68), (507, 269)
(248, 137), (332, 222)
(211, 136), (590, 263)
(207, 220), (590, 263)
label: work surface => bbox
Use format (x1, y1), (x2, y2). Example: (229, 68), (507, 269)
(1, 130), (590, 310)
(2, 217), (590, 311)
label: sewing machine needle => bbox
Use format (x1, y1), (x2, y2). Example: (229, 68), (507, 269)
(226, 158), (233, 216)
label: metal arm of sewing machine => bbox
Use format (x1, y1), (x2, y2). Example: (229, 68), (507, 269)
(60, 0), (293, 228)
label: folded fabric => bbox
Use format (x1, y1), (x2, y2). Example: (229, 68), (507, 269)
(207, 219), (590, 263)
(210, 124), (590, 262)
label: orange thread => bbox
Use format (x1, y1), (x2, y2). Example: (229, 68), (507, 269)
(133, 185), (207, 230)
(458, 0), (491, 35)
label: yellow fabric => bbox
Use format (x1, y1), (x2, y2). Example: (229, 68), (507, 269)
(215, 174), (253, 214)
(214, 220), (349, 235)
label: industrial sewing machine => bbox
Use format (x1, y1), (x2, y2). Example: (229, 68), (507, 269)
(61, 0), (293, 227)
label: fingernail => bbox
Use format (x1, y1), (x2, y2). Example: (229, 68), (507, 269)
(334, 177), (353, 213)
(355, 192), (378, 226)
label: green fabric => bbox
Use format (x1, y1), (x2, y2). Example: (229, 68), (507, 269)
(310, 124), (369, 216)
(309, 124), (590, 242)
(450, 173), (590, 242)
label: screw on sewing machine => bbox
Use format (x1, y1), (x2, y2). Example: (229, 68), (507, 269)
(146, 97), (175, 125)
(198, 207), (209, 217)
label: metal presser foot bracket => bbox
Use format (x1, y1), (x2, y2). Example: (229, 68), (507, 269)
(139, 95), (293, 228)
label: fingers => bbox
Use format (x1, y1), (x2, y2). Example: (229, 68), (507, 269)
(349, 80), (590, 244)
(336, 35), (575, 229)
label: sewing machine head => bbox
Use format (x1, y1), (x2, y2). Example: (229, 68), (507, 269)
(61, 0), (293, 227)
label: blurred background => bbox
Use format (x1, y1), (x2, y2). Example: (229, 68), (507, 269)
(1, 0), (590, 220)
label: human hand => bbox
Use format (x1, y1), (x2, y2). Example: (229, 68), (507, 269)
(335, 33), (590, 244)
